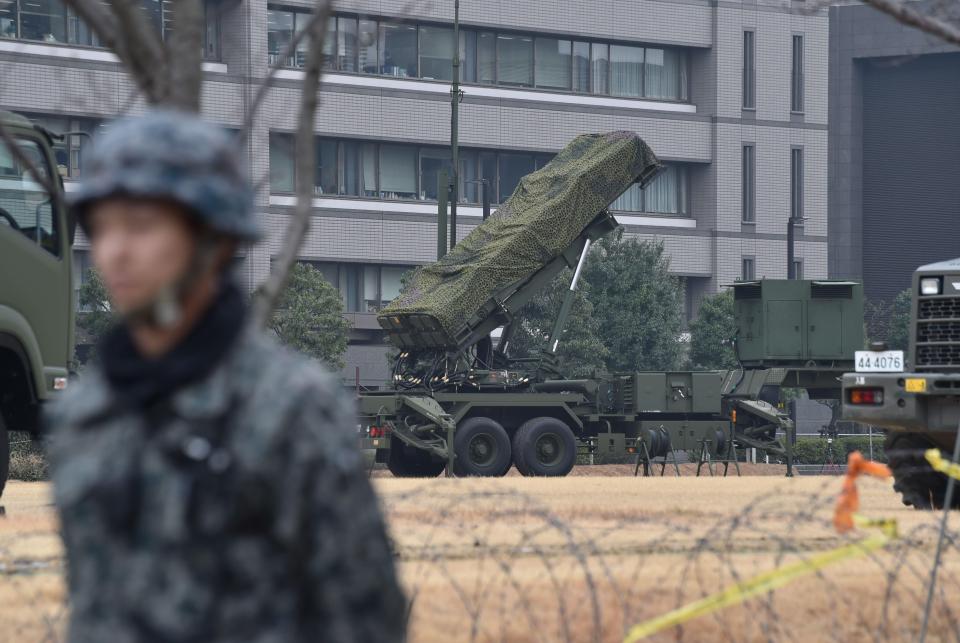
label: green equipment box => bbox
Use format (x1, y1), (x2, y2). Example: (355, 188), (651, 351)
(732, 280), (863, 366)
(627, 371), (722, 414)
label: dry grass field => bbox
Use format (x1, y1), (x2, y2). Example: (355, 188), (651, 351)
(2, 472), (959, 642)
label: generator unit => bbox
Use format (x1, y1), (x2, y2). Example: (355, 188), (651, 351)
(732, 279), (864, 367)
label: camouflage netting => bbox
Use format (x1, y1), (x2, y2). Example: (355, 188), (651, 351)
(379, 131), (661, 349)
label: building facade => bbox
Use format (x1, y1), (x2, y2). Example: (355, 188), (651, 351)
(0, 0), (828, 385)
(828, 4), (960, 303)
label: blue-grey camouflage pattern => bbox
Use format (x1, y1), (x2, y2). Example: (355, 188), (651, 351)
(46, 330), (406, 642)
(69, 110), (260, 241)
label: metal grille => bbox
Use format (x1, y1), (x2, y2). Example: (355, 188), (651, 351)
(918, 320), (960, 343)
(916, 344), (960, 368)
(916, 295), (960, 369)
(918, 297), (960, 320)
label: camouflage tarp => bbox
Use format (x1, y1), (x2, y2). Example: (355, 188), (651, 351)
(379, 131), (661, 349)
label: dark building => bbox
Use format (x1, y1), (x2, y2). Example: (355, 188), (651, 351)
(829, 4), (960, 302)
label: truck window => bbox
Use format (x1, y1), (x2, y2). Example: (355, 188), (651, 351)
(0, 136), (59, 257)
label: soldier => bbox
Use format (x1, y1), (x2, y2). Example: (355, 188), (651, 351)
(46, 110), (406, 642)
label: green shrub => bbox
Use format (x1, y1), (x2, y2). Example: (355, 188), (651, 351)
(790, 435), (886, 465)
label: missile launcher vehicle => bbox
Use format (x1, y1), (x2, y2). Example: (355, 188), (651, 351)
(358, 132), (863, 477)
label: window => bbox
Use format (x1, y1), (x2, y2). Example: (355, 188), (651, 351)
(497, 33), (533, 86)
(791, 35), (804, 112)
(478, 31), (496, 84)
(742, 257), (756, 281)
(611, 164), (689, 214)
(534, 37), (571, 90)
(270, 135), (689, 215)
(269, 133), (294, 193)
(742, 31), (755, 109)
(791, 147), (803, 221)
(419, 148), (450, 201)
(267, 9), (295, 67)
(314, 138), (337, 195)
(497, 152), (535, 202)
(26, 114), (102, 178)
(590, 43), (609, 95)
(379, 144), (417, 199)
(358, 18), (378, 73)
(643, 47), (686, 100)
(419, 25), (453, 80)
(19, 0), (65, 42)
(0, 0), (219, 57)
(265, 10), (691, 102)
(379, 21), (417, 77)
(336, 16), (358, 72)
(572, 41), (589, 93)
(460, 30), (477, 83)
(307, 261), (415, 313)
(742, 144), (755, 222)
(609, 44), (643, 97)
(0, 135), (59, 256)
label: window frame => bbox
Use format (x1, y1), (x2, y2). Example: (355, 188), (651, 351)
(742, 30), (755, 110)
(741, 256), (756, 281)
(741, 143), (755, 223)
(791, 34), (804, 113)
(790, 146), (803, 222)
(265, 7), (691, 103)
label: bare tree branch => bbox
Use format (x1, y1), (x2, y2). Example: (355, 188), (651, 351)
(165, 0), (204, 112)
(64, 0), (168, 104)
(861, 0), (960, 47)
(239, 7), (330, 145)
(249, 0), (332, 329)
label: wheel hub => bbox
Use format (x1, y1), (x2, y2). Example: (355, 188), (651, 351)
(536, 434), (562, 465)
(469, 434), (495, 465)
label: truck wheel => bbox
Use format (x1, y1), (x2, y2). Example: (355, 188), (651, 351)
(453, 417), (512, 477)
(0, 413), (8, 499)
(886, 433), (960, 510)
(387, 436), (445, 478)
(513, 417), (577, 477)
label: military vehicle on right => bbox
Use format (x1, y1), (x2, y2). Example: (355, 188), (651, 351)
(843, 258), (960, 509)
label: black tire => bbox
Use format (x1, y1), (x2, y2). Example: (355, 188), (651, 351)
(386, 436), (445, 478)
(453, 417), (512, 477)
(513, 417), (577, 477)
(885, 433), (960, 510)
(0, 413), (8, 499)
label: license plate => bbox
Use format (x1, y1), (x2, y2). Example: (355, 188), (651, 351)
(855, 350), (904, 373)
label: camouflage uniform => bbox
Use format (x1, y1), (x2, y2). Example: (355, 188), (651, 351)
(46, 111), (406, 642)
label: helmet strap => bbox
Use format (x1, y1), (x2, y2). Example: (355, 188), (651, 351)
(123, 233), (223, 330)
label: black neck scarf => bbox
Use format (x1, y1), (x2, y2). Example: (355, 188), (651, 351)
(99, 279), (247, 410)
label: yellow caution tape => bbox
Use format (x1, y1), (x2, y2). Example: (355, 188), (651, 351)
(622, 521), (894, 642)
(925, 449), (960, 481)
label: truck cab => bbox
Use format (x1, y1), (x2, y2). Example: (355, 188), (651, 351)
(0, 110), (74, 495)
(843, 258), (960, 508)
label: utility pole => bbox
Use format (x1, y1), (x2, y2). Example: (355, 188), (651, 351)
(449, 0), (461, 252)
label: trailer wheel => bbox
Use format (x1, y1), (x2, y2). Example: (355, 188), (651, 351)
(387, 436), (445, 478)
(0, 413), (8, 499)
(453, 417), (512, 477)
(513, 417), (576, 477)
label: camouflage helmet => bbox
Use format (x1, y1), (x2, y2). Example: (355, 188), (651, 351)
(70, 110), (259, 241)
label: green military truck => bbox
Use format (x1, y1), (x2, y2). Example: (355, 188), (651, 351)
(0, 110), (74, 496)
(843, 259), (960, 509)
(358, 132), (864, 477)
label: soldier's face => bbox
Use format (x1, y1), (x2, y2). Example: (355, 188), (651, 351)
(87, 198), (197, 315)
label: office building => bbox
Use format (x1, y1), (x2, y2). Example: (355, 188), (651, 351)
(0, 0), (829, 385)
(829, 4), (960, 302)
